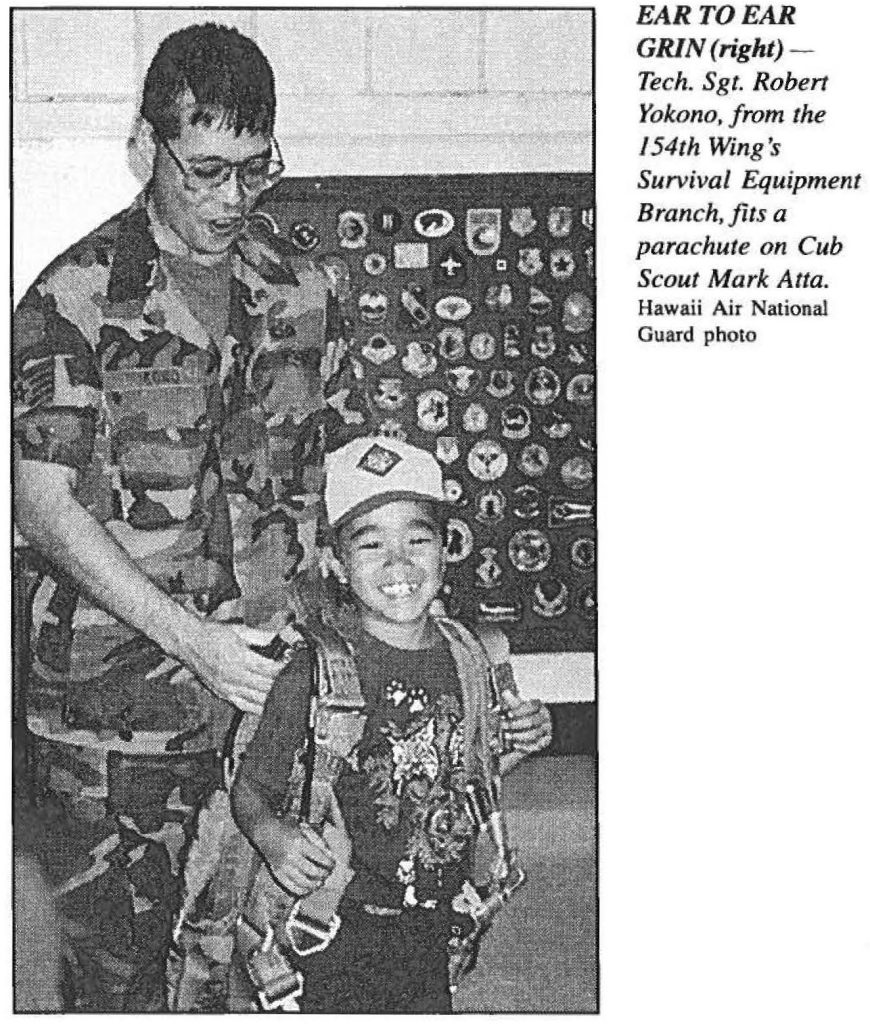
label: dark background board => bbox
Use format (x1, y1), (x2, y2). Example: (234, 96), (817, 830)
(259, 173), (596, 654)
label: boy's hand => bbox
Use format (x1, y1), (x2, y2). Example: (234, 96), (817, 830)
(502, 691), (553, 754)
(263, 821), (336, 897)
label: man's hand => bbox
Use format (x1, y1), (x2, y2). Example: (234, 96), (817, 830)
(178, 622), (284, 714)
(261, 821), (336, 898)
(502, 691), (553, 755)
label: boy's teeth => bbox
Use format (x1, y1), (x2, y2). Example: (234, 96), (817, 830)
(382, 582), (416, 598)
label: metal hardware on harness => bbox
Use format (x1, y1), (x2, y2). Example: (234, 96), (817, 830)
(286, 901), (342, 956)
(247, 925), (304, 1011)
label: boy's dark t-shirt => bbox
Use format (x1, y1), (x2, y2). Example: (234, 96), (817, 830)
(238, 629), (474, 909)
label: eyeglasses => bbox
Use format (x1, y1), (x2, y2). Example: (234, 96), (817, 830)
(158, 135), (284, 193)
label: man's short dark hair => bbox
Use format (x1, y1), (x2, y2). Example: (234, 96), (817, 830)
(141, 22), (276, 139)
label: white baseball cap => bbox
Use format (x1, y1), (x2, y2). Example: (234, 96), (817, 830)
(324, 436), (446, 529)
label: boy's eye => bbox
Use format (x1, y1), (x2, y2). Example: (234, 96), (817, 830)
(410, 534), (434, 545)
(356, 540), (382, 551)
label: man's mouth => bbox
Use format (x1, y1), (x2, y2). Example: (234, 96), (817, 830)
(208, 217), (243, 235)
(380, 581), (420, 600)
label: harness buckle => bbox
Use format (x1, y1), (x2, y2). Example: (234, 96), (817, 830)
(286, 901), (342, 956)
(247, 925), (304, 1011)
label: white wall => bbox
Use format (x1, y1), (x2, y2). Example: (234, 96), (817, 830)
(12, 8), (595, 701)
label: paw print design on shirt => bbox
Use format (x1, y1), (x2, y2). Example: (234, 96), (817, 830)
(385, 679), (408, 706)
(407, 686), (429, 714)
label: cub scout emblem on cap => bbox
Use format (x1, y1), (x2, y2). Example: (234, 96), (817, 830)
(358, 443), (403, 477)
(466, 209), (502, 256)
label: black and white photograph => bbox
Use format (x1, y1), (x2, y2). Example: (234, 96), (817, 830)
(11, 8), (597, 1012)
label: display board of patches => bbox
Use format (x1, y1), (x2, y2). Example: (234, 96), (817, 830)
(259, 174), (595, 654)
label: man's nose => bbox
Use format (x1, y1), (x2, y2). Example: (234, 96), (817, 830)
(216, 168), (245, 205)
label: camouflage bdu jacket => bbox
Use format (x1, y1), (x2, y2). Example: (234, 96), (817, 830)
(14, 192), (361, 753)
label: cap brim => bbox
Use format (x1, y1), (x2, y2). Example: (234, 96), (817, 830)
(331, 489), (449, 532)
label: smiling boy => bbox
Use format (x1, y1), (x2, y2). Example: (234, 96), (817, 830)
(232, 437), (551, 1011)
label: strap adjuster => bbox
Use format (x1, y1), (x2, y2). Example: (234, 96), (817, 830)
(286, 901), (342, 956)
(247, 924), (304, 1010)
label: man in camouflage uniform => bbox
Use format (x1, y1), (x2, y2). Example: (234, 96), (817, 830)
(13, 23), (354, 1011)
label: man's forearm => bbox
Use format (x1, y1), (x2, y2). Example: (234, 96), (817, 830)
(15, 459), (203, 662)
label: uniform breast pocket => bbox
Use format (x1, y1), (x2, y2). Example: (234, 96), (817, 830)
(103, 366), (215, 530)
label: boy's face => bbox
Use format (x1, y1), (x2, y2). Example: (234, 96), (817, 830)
(337, 499), (446, 647)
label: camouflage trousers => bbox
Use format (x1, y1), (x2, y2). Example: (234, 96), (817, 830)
(27, 734), (220, 1012)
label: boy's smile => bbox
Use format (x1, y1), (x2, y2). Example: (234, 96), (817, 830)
(338, 500), (446, 649)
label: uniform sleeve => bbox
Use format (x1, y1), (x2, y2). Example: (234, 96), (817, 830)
(13, 279), (102, 471)
(235, 646), (312, 815)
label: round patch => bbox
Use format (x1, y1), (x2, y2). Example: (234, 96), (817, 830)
(337, 210), (369, 249)
(518, 443), (550, 478)
(525, 367), (561, 406)
(444, 518), (474, 563)
(363, 252), (388, 276)
(401, 341), (438, 379)
(560, 455), (593, 489)
(290, 221), (320, 252)
(531, 325), (557, 360)
(467, 439), (508, 481)
(508, 529), (552, 573)
(550, 248), (576, 281)
(462, 402), (489, 434)
(373, 206), (402, 236)
(414, 209), (455, 239)
(543, 411), (573, 440)
(566, 373), (595, 405)
(446, 366), (480, 396)
(501, 404), (531, 440)
(358, 290), (389, 324)
(435, 295), (472, 322)
(438, 327), (466, 363)
(361, 333), (397, 365)
(487, 369), (516, 399)
(512, 484), (542, 520)
(474, 488), (506, 525)
(571, 537), (596, 571)
(470, 331), (497, 362)
(417, 389), (450, 433)
(474, 547), (504, 589)
(443, 478), (466, 505)
(532, 578), (569, 618)
(563, 291), (594, 334)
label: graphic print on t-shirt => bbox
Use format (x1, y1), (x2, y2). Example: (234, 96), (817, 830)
(361, 684), (471, 897)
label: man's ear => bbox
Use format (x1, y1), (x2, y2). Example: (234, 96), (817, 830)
(127, 115), (158, 185)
